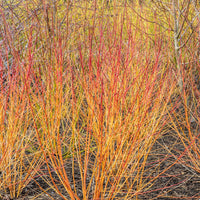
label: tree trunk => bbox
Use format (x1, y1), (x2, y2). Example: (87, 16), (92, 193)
(173, 0), (183, 91)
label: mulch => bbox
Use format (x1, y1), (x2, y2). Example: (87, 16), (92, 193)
(1, 131), (200, 200)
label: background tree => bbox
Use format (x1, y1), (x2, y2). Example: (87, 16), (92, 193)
(135, 0), (200, 91)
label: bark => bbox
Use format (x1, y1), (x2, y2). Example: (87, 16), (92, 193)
(173, 0), (183, 91)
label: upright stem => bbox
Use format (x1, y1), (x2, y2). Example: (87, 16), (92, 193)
(173, 0), (183, 91)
